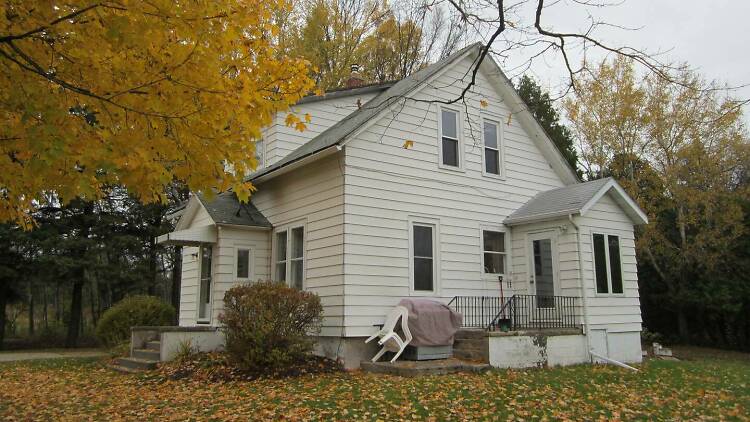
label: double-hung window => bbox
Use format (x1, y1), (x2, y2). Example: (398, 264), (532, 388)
(439, 108), (461, 168)
(482, 230), (506, 275)
(274, 224), (305, 289)
(411, 222), (437, 292)
(592, 233), (623, 294)
(482, 118), (503, 177)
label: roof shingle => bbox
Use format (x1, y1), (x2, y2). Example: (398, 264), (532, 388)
(197, 192), (271, 228)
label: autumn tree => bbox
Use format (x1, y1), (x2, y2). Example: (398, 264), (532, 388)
(565, 57), (750, 346)
(0, 0), (315, 226)
(516, 75), (578, 171)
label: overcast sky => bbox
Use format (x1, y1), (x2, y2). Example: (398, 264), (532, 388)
(494, 0), (749, 117)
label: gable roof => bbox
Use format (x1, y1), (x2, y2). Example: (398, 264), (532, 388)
(249, 42), (579, 184)
(195, 192), (271, 228)
(296, 81), (394, 105)
(250, 42), (482, 181)
(504, 177), (648, 226)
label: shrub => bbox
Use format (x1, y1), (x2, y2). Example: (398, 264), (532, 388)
(219, 281), (323, 372)
(95, 295), (175, 347)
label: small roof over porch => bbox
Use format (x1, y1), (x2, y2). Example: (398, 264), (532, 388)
(504, 177), (648, 226)
(157, 192), (271, 246)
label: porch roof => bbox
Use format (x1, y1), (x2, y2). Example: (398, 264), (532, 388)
(196, 192), (271, 228)
(504, 177), (648, 226)
(155, 225), (217, 246)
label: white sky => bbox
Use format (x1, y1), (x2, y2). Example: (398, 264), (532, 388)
(490, 0), (750, 119)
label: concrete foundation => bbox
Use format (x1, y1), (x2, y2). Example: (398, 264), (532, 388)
(313, 336), (377, 369)
(131, 326), (224, 362)
(488, 329), (588, 368)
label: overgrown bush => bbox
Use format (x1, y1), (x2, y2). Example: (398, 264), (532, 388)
(95, 296), (175, 347)
(219, 281), (323, 372)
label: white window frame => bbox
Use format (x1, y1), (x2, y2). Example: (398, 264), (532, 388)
(480, 115), (505, 179)
(272, 221), (306, 289)
(196, 245), (213, 324)
(234, 245), (255, 282)
(408, 216), (441, 296)
(437, 106), (464, 172)
(479, 225), (509, 280)
(591, 232), (625, 296)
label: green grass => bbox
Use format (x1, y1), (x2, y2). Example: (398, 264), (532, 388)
(0, 355), (747, 421)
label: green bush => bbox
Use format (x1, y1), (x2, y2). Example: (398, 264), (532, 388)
(219, 281), (323, 372)
(95, 295), (175, 347)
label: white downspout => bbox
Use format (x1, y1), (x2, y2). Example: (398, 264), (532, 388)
(569, 214), (593, 361)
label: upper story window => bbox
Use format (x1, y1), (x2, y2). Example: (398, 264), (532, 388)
(482, 118), (503, 177)
(439, 108), (461, 169)
(593, 233), (623, 294)
(482, 230), (506, 275)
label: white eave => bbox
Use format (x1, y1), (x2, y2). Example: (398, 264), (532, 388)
(155, 225), (217, 246)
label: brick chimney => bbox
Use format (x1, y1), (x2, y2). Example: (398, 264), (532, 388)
(345, 64), (365, 88)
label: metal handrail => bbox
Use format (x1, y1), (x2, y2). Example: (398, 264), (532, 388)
(450, 294), (581, 331)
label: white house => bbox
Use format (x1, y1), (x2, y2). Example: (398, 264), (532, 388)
(152, 43), (648, 369)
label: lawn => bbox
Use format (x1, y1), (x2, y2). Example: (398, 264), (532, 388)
(0, 356), (748, 421)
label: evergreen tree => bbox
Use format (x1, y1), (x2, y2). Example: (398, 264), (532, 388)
(516, 75), (579, 173)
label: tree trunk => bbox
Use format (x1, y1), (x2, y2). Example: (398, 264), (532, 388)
(55, 284), (61, 324)
(677, 308), (689, 343)
(43, 284), (48, 330)
(0, 286), (7, 350)
(28, 280), (34, 336)
(65, 278), (84, 348)
(147, 235), (158, 296)
(171, 246), (182, 324)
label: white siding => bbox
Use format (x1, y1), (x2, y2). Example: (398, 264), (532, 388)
(179, 205), (214, 326)
(209, 226), (271, 321)
(252, 153), (345, 336)
(266, 93), (378, 165)
(342, 54), (568, 336)
(578, 193), (642, 333)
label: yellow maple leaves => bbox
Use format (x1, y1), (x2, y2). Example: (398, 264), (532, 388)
(0, 0), (316, 226)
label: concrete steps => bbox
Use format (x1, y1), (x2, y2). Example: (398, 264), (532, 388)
(110, 334), (161, 373)
(453, 329), (489, 363)
(112, 356), (158, 371)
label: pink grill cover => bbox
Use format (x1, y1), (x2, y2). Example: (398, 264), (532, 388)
(397, 298), (463, 346)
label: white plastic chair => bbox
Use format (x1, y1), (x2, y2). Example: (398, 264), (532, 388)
(365, 306), (412, 363)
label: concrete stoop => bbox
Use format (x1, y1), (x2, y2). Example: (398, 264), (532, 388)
(110, 336), (161, 373)
(360, 358), (490, 377)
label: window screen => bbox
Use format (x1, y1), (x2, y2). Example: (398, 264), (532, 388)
(482, 230), (505, 274)
(441, 109), (459, 167)
(413, 225), (434, 291)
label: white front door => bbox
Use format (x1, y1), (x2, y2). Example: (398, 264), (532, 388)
(528, 232), (559, 309)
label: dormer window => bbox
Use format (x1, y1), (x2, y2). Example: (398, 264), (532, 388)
(439, 108), (461, 169)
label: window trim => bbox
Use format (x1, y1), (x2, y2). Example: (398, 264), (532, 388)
(234, 245), (255, 281)
(196, 244), (213, 323)
(591, 232), (625, 296)
(408, 216), (441, 296)
(480, 115), (506, 179)
(272, 220), (306, 289)
(479, 225), (509, 280)
(437, 106), (465, 172)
